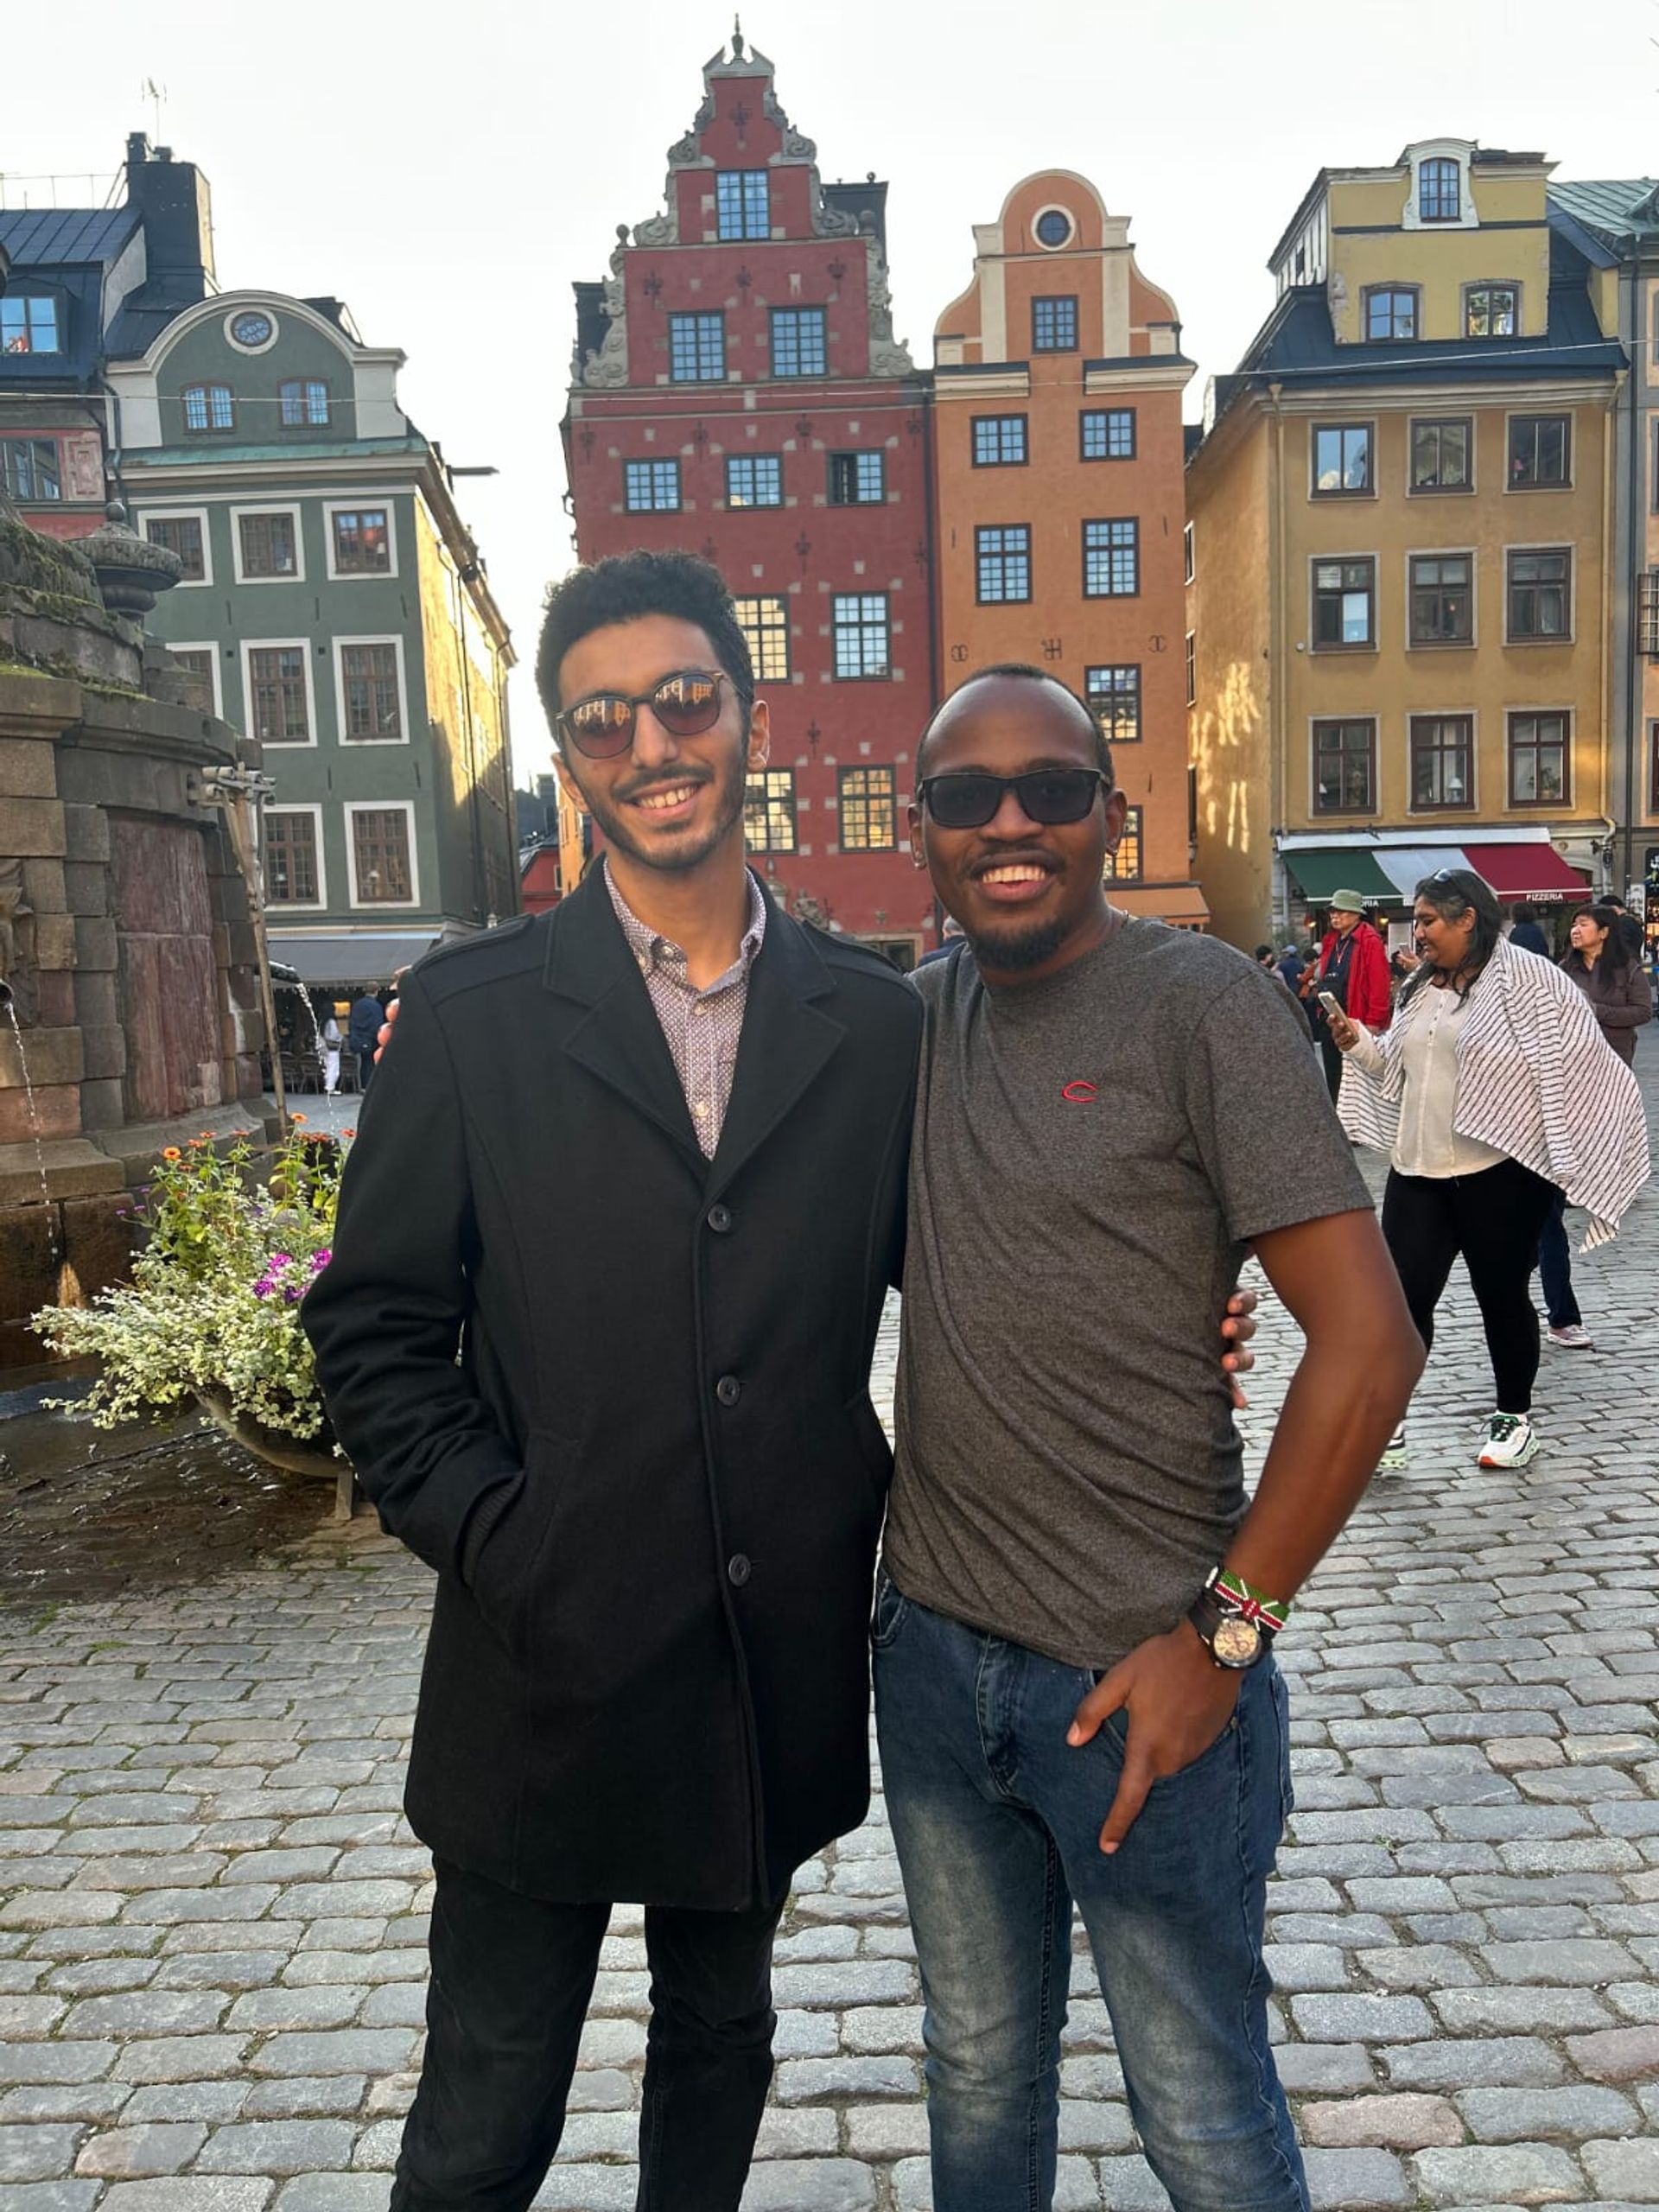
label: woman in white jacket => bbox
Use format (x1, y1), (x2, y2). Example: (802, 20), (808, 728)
(1330, 868), (1648, 1472)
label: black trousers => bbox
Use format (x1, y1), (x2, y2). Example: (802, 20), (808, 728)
(1381, 1157), (1556, 1416)
(391, 1859), (784, 2212)
(1319, 1032), (1344, 1103)
(1536, 1185), (1580, 1330)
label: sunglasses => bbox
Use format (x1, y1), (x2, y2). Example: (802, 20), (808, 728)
(556, 670), (727, 760)
(918, 768), (1109, 831)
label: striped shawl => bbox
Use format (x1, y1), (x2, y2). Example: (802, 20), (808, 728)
(1338, 935), (1649, 1250)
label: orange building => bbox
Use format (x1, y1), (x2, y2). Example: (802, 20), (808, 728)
(931, 172), (1206, 922)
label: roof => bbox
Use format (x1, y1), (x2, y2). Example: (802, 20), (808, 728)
(0, 207), (138, 270)
(1548, 178), (1659, 250)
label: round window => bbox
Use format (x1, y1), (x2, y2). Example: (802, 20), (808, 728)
(227, 310), (276, 351)
(1034, 208), (1073, 249)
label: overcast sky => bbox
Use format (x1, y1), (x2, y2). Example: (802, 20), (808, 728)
(8, 0), (1657, 776)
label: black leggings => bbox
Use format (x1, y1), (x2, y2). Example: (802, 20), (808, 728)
(1382, 1157), (1557, 1415)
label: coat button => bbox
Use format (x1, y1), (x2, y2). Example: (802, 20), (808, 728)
(707, 1204), (734, 1233)
(728, 1554), (751, 1586)
(715, 1374), (742, 1406)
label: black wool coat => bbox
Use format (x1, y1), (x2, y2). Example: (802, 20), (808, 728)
(302, 870), (920, 1910)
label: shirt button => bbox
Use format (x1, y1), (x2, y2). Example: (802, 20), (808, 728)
(715, 1374), (741, 1406)
(728, 1554), (752, 1586)
(694, 1099), (710, 1120)
(707, 1205), (734, 1233)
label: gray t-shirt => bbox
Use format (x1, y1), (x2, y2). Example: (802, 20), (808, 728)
(882, 918), (1372, 1669)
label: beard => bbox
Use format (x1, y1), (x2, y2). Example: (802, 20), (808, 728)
(577, 750), (748, 875)
(960, 914), (1069, 971)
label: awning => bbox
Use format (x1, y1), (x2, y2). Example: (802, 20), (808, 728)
(1282, 849), (1396, 904)
(1116, 881), (1211, 926)
(267, 931), (444, 986)
(1462, 842), (1592, 903)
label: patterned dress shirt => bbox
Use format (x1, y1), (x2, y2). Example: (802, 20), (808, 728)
(604, 859), (767, 1159)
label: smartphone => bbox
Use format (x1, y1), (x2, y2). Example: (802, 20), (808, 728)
(1318, 991), (1343, 1020)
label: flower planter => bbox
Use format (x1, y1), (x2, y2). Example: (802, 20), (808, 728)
(193, 1387), (361, 1521)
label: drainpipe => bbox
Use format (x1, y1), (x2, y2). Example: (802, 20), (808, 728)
(1268, 382), (1287, 938)
(1624, 242), (1641, 901)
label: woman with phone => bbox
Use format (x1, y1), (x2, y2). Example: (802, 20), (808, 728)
(1326, 869), (1647, 1472)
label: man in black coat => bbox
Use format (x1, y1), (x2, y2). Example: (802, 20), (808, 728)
(303, 553), (920, 2212)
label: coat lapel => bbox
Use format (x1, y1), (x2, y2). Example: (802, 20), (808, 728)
(706, 896), (845, 1202)
(544, 871), (705, 1173)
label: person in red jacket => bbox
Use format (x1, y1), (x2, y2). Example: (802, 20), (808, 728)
(1313, 891), (1391, 1102)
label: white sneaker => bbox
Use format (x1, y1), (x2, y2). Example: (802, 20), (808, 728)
(1547, 1323), (1594, 1349)
(1478, 1413), (1540, 1469)
(1377, 1425), (1408, 1471)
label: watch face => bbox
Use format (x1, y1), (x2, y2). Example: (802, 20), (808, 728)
(231, 311), (274, 347)
(1211, 1615), (1262, 1668)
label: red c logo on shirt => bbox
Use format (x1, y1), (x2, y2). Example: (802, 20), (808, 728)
(1061, 1079), (1098, 1103)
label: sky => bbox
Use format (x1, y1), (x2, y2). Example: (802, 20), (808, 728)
(7, 0), (1659, 778)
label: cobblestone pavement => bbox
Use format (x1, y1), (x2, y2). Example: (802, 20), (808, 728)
(2, 1065), (1656, 2210)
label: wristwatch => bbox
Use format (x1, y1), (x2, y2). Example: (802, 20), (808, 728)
(1186, 1586), (1268, 1670)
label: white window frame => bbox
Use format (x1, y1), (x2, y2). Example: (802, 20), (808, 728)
(261, 802), (327, 912)
(138, 505), (213, 588)
(232, 502), (306, 587)
(332, 634), (412, 747)
(239, 636), (319, 749)
(322, 498), (399, 582)
(345, 798), (421, 909)
(167, 642), (224, 717)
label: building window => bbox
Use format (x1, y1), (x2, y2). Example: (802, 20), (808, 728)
(829, 451), (884, 505)
(715, 169), (770, 241)
(832, 594), (891, 678)
(279, 378), (330, 427)
(143, 513), (206, 580)
(1184, 630), (1196, 707)
(181, 383), (234, 434)
(1465, 284), (1518, 338)
(238, 511), (299, 580)
(1103, 804), (1142, 883)
(726, 454), (782, 507)
(0, 437), (60, 502)
(624, 459), (682, 512)
(1, 294), (60, 353)
(770, 308), (827, 378)
(1085, 664), (1141, 745)
(1183, 521), (1195, 583)
(972, 415), (1027, 466)
(1410, 416), (1472, 493)
(1083, 518), (1138, 597)
(1509, 415), (1570, 488)
(1650, 722), (1659, 814)
(1508, 547), (1572, 640)
(1410, 715), (1474, 810)
(1313, 718), (1377, 813)
(1312, 422), (1372, 495)
(744, 768), (797, 853)
(838, 766), (896, 849)
(1313, 556), (1376, 649)
(1363, 287), (1419, 341)
(247, 645), (311, 744)
(669, 312), (726, 383)
(168, 646), (217, 713)
(732, 595), (790, 682)
(340, 642), (404, 741)
(330, 506), (391, 574)
(1409, 552), (1473, 645)
(1080, 408), (1135, 461)
(1509, 711), (1569, 805)
(1419, 157), (1461, 222)
(264, 810), (321, 906)
(350, 806), (415, 903)
(976, 524), (1032, 604)
(1032, 296), (1078, 352)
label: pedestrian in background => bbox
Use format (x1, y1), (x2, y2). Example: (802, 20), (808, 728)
(1507, 901), (1550, 957)
(321, 1004), (345, 1097)
(1330, 869), (1649, 1472)
(1312, 893), (1391, 1102)
(347, 989), (385, 1094)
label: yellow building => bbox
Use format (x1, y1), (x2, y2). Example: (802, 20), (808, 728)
(1186, 140), (1625, 950)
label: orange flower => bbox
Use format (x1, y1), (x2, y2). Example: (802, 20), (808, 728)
(162, 1147), (181, 1161)
(188, 1136), (207, 1147)
(341, 1128), (357, 1139)
(290, 1112), (308, 1125)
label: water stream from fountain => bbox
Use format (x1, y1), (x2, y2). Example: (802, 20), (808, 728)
(2, 995), (61, 1268)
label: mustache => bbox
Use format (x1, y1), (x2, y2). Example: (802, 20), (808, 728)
(613, 767), (714, 804)
(965, 850), (1060, 879)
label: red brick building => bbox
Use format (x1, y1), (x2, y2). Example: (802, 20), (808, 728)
(562, 34), (938, 964)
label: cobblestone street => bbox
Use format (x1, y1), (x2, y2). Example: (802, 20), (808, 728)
(2, 1066), (1656, 2211)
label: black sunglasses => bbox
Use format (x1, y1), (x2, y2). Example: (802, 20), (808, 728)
(918, 768), (1109, 831)
(556, 670), (727, 760)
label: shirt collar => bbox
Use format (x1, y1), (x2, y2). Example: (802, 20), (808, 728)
(604, 857), (767, 982)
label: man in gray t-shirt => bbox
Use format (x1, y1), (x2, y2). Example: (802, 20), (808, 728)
(875, 665), (1422, 2212)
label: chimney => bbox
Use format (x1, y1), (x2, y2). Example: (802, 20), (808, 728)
(125, 131), (216, 306)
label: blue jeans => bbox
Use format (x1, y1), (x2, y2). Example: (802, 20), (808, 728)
(873, 1579), (1306, 2212)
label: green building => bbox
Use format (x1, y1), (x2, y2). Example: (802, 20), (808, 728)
(107, 283), (517, 984)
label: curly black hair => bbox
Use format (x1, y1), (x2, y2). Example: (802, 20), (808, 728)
(536, 550), (755, 751)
